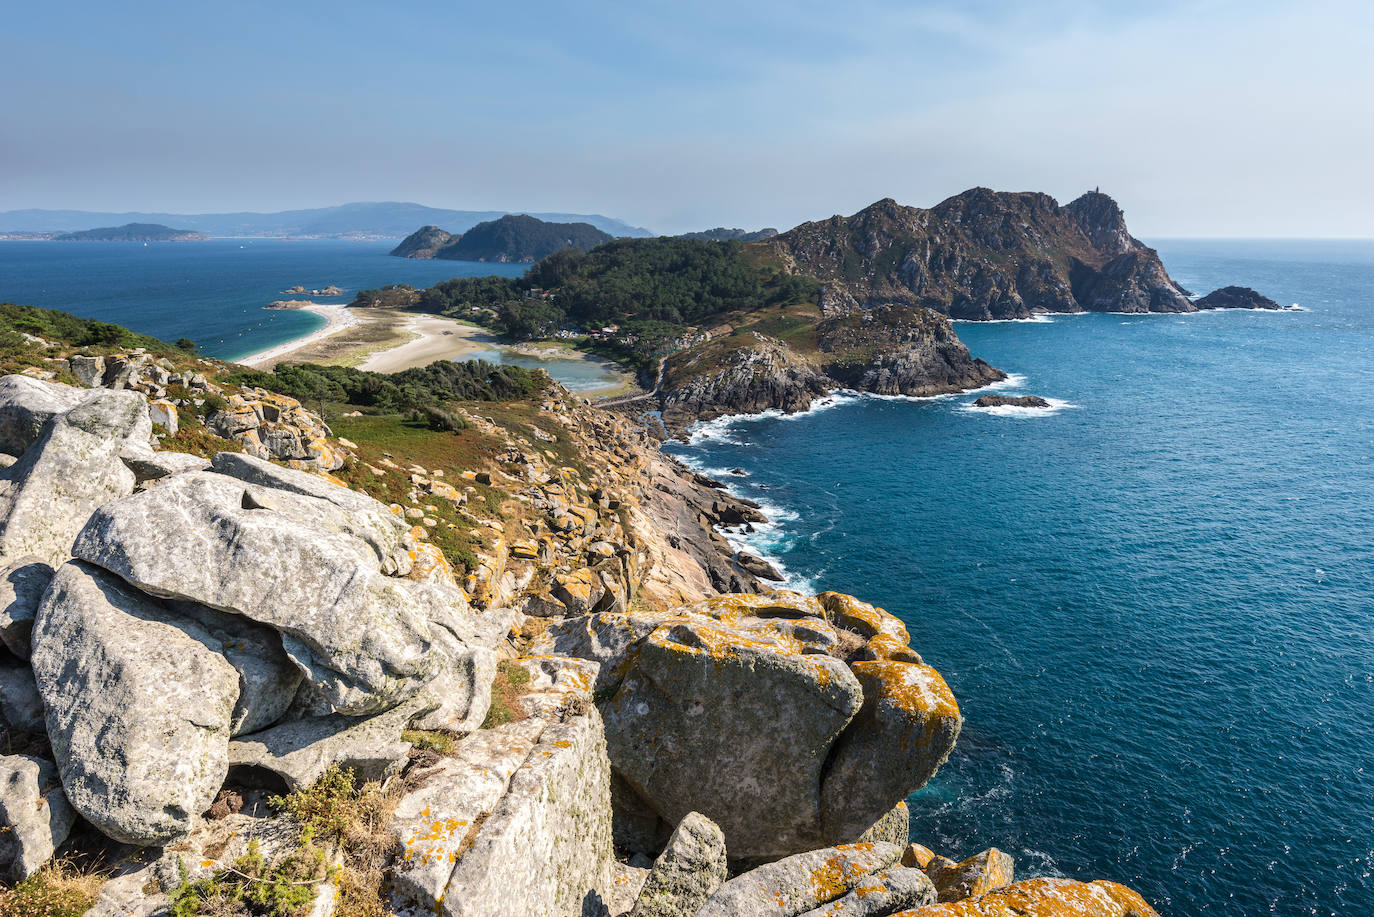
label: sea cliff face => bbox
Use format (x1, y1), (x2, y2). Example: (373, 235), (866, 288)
(772, 189), (1194, 320)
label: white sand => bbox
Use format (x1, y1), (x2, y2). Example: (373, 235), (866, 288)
(236, 303), (362, 368)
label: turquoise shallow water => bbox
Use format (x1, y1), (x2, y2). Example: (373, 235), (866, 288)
(667, 240), (1374, 916)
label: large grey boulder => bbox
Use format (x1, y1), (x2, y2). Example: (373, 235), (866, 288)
(73, 471), (457, 714)
(441, 707), (615, 917)
(390, 717), (548, 908)
(0, 388), (150, 567)
(695, 842), (902, 917)
(629, 811), (728, 917)
(0, 375), (85, 456)
(227, 700), (416, 792)
(550, 592), (962, 861)
(0, 556), (53, 658)
(209, 452), (413, 572)
(602, 617), (863, 860)
(171, 601), (303, 735)
(30, 562), (240, 845)
(0, 755), (76, 881)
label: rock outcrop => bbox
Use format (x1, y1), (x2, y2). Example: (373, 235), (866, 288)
(773, 189), (1194, 320)
(897, 877), (1159, 916)
(1194, 285), (1284, 310)
(630, 812), (729, 917)
(0, 755), (75, 881)
(972, 394), (1051, 409)
(536, 590), (961, 860)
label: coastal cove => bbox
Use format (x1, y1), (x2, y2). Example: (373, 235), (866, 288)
(0, 238), (629, 392)
(665, 239), (1374, 916)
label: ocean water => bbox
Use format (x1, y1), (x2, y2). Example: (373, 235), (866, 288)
(667, 239), (1374, 916)
(0, 238), (523, 361)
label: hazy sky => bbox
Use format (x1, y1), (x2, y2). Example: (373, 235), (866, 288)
(4, 0), (1371, 236)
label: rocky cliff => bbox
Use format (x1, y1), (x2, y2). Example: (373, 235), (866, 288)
(389, 224), (454, 258)
(656, 305), (1004, 433)
(773, 189), (1200, 320)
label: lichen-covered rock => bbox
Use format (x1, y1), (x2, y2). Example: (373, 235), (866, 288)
(629, 811), (728, 917)
(798, 866), (935, 916)
(0, 375), (85, 456)
(0, 387), (150, 567)
(207, 388), (344, 472)
(546, 590), (960, 860)
(72, 470), (453, 714)
(0, 754), (75, 881)
(0, 556), (52, 658)
(604, 616), (863, 859)
(696, 842), (902, 917)
(820, 659), (961, 844)
(30, 562), (239, 845)
(171, 601), (303, 735)
(390, 718), (548, 908)
(441, 706), (615, 917)
(0, 660), (46, 732)
(892, 877), (1159, 916)
(927, 848), (1015, 903)
(901, 844), (935, 870)
(857, 801), (911, 847)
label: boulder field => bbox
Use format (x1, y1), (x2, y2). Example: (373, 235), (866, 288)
(0, 372), (1160, 916)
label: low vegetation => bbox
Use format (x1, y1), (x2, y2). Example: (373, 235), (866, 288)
(481, 660), (533, 728)
(226, 360), (542, 415)
(0, 861), (103, 917)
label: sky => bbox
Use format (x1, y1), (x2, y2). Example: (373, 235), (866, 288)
(3, 0), (1372, 236)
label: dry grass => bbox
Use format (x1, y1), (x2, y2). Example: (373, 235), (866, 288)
(0, 860), (104, 917)
(481, 660), (533, 729)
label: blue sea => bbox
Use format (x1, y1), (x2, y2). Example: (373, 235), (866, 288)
(0, 238), (522, 360)
(0, 238), (628, 390)
(667, 240), (1374, 916)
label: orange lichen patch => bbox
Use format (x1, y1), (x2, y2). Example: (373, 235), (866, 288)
(650, 621), (805, 661)
(901, 843), (935, 869)
(819, 592), (910, 643)
(850, 660), (960, 724)
(808, 853), (875, 903)
(930, 848), (1015, 903)
(408, 542), (456, 585)
(888, 878), (1159, 917)
(859, 633), (923, 664)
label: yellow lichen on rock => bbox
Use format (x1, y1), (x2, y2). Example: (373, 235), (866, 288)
(893, 877), (1159, 916)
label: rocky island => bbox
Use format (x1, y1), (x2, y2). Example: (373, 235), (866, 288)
(51, 222), (208, 242)
(393, 214), (615, 263)
(0, 302), (1162, 915)
(973, 394), (1052, 409)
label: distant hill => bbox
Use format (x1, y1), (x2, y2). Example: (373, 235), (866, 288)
(391, 215), (614, 263)
(0, 202), (653, 239)
(53, 222), (208, 242)
(677, 227), (779, 242)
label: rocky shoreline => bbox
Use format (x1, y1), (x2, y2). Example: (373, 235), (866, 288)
(0, 320), (1162, 915)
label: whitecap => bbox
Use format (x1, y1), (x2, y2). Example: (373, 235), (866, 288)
(952, 312), (1057, 324)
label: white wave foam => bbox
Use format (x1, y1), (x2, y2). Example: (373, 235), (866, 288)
(953, 312), (1056, 324)
(959, 396), (1077, 418)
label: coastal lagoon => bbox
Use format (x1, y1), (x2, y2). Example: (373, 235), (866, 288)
(668, 240), (1374, 916)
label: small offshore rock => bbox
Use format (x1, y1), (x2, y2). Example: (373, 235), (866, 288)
(972, 394), (1051, 409)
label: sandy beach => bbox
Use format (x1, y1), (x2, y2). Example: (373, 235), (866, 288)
(237, 303), (362, 369)
(357, 314), (502, 372)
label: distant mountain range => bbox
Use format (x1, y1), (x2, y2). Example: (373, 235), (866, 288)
(391, 215), (614, 262)
(0, 202), (653, 240)
(677, 227), (779, 242)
